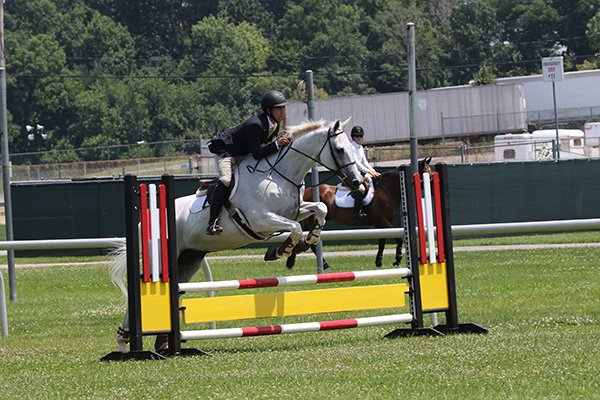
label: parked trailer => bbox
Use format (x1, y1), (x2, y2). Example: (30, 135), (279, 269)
(496, 69), (600, 124)
(584, 122), (600, 146)
(494, 129), (585, 161)
(286, 83), (527, 145)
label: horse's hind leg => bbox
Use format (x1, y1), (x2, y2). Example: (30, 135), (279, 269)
(309, 244), (330, 270)
(393, 238), (403, 266)
(375, 238), (386, 268)
(117, 308), (130, 352)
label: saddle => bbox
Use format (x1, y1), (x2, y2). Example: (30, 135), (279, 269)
(336, 175), (373, 194)
(193, 176), (266, 240)
(334, 178), (375, 208)
(196, 176), (235, 209)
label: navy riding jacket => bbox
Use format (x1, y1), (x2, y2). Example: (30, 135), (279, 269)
(208, 113), (280, 159)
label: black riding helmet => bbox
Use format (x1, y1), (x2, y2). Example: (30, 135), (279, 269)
(351, 126), (365, 138)
(261, 90), (288, 111)
(261, 90), (288, 122)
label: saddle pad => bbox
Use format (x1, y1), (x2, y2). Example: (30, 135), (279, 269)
(190, 195), (208, 213)
(334, 184), (374, 208)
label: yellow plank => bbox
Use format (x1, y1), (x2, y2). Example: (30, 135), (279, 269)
(419, 262), (450, 311)
(140, 281), (172, 332)
(181, 283), (409, 324)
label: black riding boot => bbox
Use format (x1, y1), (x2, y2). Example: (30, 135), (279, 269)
(207, 181), (228, 235)
(352, 191), (367, 220)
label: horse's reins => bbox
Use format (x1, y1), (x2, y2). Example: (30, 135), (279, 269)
(246, 126), (357, 190)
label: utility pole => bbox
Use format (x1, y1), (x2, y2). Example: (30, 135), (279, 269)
(305, 70), (325, 274)
(0, 0), (17, 302)
(407, 23), (419, 174)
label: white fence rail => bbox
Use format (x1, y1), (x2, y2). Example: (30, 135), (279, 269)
(1, 218), (599, 251)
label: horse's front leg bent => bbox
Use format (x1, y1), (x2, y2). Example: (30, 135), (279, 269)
(258, 213), (304, 260)
(297, 201), (327, 245)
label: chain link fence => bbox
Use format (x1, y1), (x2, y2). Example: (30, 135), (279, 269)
(8, 140), (600, 184)
(9, 154), (218, 182)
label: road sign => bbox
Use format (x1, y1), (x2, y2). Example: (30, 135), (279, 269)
(542, 57), (564, 82)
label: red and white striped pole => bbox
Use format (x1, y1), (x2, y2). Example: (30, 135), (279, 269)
(181, 314), (413, 340)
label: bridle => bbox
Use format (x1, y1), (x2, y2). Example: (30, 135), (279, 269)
(247, 125), (357, 190)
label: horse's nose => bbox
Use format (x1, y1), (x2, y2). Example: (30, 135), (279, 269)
(351, 178), (361, 191)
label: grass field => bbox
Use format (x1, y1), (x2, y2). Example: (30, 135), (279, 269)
(1, 233), (599, 399)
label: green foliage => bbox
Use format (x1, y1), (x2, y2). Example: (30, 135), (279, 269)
(472, 64), (498, 86)
(3, 0), (600, 162)
(587, 11), (600, 53)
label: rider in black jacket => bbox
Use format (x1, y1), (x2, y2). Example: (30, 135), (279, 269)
(206, 90), (291, 235)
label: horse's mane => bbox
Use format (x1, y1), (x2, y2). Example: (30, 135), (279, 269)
(381, 168), (400, 179)
(286, 120), (325, 137)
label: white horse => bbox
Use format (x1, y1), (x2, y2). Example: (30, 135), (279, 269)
(110, 118), (363, 351)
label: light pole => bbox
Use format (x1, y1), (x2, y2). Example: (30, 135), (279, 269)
(26, 124), (47, 156)
(26, 124), (46, 141)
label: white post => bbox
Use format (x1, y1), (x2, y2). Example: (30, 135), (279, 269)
(422, 173), (436, 262)
(148, 184), (160, 282)
(0, 272), (7, 336)
(201, 258), (216, 330)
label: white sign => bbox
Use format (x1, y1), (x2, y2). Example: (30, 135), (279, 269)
(542, 57), (563, 82)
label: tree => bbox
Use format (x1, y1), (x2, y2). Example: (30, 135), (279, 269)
(86, 0), (217, 59)
(57, 8), (137, 76)
(587, 10), (600, 52)
(275, 1), (372, 96)
(493, 0), (562, 75)
(366, 0), (446, 91)
(444, 0), (500, 84)
(471, 64), (498, 85)
(552, 0), (600, 58)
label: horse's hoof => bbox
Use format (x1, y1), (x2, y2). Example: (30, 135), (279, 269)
(286, 257), (295, 271)
(323, 262), (331, 271)
(155, 334), (169, 350)
(264, 246), (279, 261)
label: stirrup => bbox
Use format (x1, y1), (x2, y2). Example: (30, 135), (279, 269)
(354, 212), (367, 220)
(207, 220), (223, 235)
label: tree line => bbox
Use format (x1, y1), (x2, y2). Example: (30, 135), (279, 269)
(5, 0), (600, 163)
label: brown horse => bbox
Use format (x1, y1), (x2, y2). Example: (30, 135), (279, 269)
(285, 168), (402, 270)
(286, 157), (432, 270)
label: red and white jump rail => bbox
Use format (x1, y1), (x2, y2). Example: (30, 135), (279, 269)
(178, 268), (410, 292)
(181, 314), (413, 341)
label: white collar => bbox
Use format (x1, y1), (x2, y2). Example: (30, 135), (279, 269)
(268, 117), (278, 132)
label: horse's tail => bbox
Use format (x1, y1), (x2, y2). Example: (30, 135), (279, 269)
(109, 241), (129, 305)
